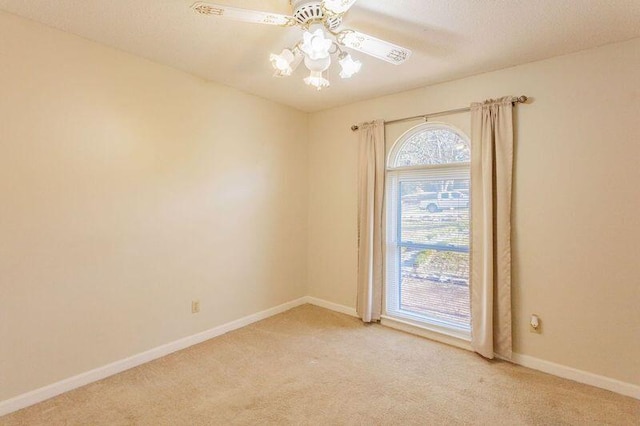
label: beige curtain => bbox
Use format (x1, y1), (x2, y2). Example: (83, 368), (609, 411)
(470, 97), (514, 359)
(356, 120), (385, 323)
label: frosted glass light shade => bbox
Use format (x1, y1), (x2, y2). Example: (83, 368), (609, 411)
(304, 54), (331, 73)
(339, 53), (362, 78)
(301, 28), (332, 60)
(270, 49), (295, 77)
(304, 71), (330, 91)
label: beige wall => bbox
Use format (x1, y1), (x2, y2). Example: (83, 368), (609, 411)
(0, 12), (308, 401)
(308, 38), (640, 385)
(1, 8), (638, 404)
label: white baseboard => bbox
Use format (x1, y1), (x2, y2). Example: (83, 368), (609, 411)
(304, 296), (358, 317)
(2, 296), (637, 417)
(0, 297), (308, 417)
(306, 297), (639, 400)
(510, 353), (640, 400)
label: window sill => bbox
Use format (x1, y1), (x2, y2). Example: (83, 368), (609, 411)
(380, 315), (473, 352)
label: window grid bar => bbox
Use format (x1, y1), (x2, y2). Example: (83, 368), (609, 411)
(398, 242), (469, 254)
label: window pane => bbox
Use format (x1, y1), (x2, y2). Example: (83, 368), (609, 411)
(395, 177), (470, 330)
(400, 179), (470, 250)
(394, 128), (470, 167)
(399, 247), (470, 329)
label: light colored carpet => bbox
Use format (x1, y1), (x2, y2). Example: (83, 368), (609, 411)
(2, 305), (638, 425)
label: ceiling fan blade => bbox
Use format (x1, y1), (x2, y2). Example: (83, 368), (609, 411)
(191, 2), (295, 27)
(322, 0), (358, 15)
(336, 30), (412, 65)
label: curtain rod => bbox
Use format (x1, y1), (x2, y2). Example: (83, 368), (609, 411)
(350, 95), (528, 132)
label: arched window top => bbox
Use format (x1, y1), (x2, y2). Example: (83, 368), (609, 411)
(389, 123), (470, 168)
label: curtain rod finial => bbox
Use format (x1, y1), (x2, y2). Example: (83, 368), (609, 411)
(351, 125), (359, 132)
(517, 95), (528, 104)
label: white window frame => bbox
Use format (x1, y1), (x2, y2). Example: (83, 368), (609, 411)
(384, 122), (471, 340)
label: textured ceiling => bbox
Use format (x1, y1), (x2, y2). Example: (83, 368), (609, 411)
(1, 0), (639, 112)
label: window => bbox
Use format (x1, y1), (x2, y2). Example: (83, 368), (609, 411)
(385, 123), (471, 337)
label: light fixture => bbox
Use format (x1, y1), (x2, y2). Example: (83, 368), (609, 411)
(271, 27), (361, 90)
(338, 52), (362, 79)
(194, 1), (413, 92)
(303, 52), (332, 90)
(270, 49), (295, 77)
(300, 27), (332, 60)
(304, 71), (330, 91)
(304, 55), (331, 73)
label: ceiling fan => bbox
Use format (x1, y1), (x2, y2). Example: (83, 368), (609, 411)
(191, 0), (412, 90)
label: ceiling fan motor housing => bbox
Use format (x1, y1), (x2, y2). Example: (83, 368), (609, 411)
(291, 0), (342, 30)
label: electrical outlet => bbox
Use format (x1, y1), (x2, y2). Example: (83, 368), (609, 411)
(529, 314), (541, 333)
(192, 300), (200, 314)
